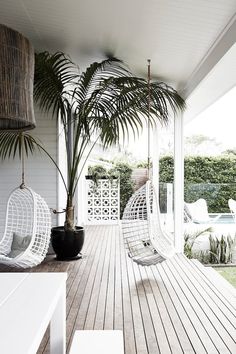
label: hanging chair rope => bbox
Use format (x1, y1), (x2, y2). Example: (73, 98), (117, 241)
(147, 59), (151, 180)
(20, 133), (25, 189)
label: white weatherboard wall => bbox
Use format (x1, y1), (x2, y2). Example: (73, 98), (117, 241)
(0, 107), (58, 237)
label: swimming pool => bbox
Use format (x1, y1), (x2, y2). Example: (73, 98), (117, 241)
(210, 214), (235, 224)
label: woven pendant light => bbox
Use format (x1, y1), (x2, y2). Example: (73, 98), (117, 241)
(0, 24), (36, 131)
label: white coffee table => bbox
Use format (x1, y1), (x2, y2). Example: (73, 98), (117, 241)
(0, 272), (67, 354)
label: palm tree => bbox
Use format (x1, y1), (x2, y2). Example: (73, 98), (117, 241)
(0, 52), (185, 233)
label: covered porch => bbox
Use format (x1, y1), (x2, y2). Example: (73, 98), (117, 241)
(0, 1), (236, 353)
(0, 1), (236, 250)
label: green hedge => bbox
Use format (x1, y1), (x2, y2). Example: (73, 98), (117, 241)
(109, 162), (134, 217)
(159, 156), (236, 213)
(88, 157), (236, 214)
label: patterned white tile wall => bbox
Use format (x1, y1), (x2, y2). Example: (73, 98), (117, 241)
(86, 179), (120, 224)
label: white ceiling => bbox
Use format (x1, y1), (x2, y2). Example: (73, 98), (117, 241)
(0, 0), (236, 99)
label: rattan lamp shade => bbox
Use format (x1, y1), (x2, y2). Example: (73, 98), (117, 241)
(0, 24), (36, 131)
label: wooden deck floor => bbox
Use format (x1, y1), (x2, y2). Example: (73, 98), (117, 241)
(1, 225), (236, 354)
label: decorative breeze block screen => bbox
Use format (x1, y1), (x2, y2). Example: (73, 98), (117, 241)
(87, 179), (120, 223)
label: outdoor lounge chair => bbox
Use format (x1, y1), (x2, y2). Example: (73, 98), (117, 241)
(228, 198), (236, 222)
(184, 198), (221, 224)
(0, 185), (51, 268)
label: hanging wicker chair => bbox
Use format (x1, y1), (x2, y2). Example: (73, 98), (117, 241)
(122, 60), (177, 266)
(122, 180), (175, 266)
(0, 185), (51, 268)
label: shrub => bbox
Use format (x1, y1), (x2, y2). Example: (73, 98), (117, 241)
(88, 165), (109, 184)
(159, 156), (174, 183)
(208, 234), (235, 264)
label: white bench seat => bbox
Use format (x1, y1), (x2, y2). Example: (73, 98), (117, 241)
(69, 330), (124, 354)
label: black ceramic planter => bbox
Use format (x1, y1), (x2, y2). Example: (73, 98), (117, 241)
(51, 226), (84, 261)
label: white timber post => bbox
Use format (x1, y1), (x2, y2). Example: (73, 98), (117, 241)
(152, 122), (160, 194)
(174, 112), (184, 252)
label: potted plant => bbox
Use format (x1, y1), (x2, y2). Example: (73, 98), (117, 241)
(0, 52), (185, 260)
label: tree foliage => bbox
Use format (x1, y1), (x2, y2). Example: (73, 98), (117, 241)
(185, 134), (222, 156)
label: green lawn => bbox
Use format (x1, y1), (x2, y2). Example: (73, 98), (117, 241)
(216, 267), (236, 288)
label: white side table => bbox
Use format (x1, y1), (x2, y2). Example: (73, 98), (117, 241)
(0, 272), (67, 354)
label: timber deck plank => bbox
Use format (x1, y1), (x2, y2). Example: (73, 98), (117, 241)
(0, 225), (235, 354)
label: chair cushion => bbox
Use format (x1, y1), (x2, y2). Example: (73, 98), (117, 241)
(7, 233), (32, 258)
(185, 199), (210, 223)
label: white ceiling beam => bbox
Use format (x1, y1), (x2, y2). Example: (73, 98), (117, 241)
(181, 14), (236, 99)
(184, 42), (236, 123)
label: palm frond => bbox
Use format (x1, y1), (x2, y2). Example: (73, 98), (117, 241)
(34, 51), (185, 150)
(80, 75), (185, 147)
(74, 57), (130, 104)
(34, 51), (79, 118)
(0, 132), (40, 159)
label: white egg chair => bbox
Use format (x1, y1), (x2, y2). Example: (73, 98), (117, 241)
(122, 180), (175, 266)
(0, 185), (51, 268)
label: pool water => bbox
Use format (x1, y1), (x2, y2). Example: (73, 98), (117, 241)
(210, 214), (235, 224)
